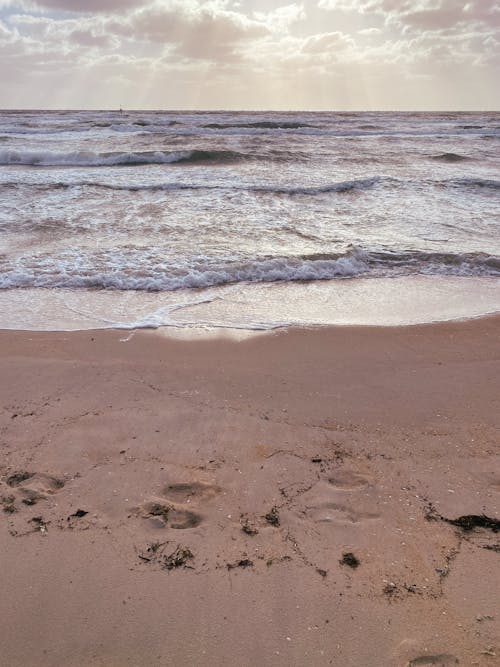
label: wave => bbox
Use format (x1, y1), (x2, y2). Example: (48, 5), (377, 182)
(202, 121), (318, 130)
(0, 176), (381, 195)
(109, 120), (183, 133)
(3, 175), (499, 197)
(450, 178), (500, 190)
(252, 177), (380, 195)
(126, 119), (181, 127)
(432, 153), (469, 162)
(1, 248), (499, 291)
(367, 249), (500, 275)
(0, 149), (251, 167)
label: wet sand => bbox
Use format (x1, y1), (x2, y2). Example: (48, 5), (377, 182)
(0, 318), (499, 666)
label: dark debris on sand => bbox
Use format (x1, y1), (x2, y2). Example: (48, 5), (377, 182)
(423, 502), (440, 522)
(264, 506), (280, 527)
(139, 542), (194, 570)
(424, 504), (500, 534)
(147, 503), (171, 522)
(240, 515), (258, 536)
(30, 516), (48, 532)
(227, 559), (253, 570)
(1, 495), (16, 513)
(443, 514), (500, 533)
(163, 546), (194, 570)
(138, 541), (165, 562)
(340, 552), (360, 569)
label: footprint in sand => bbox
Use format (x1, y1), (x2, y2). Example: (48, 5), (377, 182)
(162, 482), (221, 504)
(2, 472), (66, 536)
(4, 472), (65, 507)
(407, 655), (459, 666)
(307, 501), (380, 524)
(6, 472), (35, 487)
(327, 470), (374, 491)
(301, 476), (380, 525)
(141, 481), (220, 530)
(143, 501), (203, 530)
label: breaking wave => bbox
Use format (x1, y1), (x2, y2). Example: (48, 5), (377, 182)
(1, 248), (499, 291)
(0, 149), (251, 167)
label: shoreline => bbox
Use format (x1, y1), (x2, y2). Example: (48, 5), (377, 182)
(1, 304), (500, 338)
(1, 316), (499, 666)
(1, 307), (499, 341)
(1, 276), (499, 332)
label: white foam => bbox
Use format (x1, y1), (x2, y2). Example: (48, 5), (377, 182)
(0, 149), (202, 167)
(0, 252), (371, 290)
(1, 249), (499, 292)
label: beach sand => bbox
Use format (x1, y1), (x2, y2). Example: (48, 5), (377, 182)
(0, 317), (499, 666)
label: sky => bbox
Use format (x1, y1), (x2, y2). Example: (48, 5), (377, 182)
(0, 0), (498, 110)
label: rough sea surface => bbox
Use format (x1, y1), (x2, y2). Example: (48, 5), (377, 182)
(0, 110), (499, 330)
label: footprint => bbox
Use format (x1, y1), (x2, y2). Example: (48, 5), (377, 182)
(6, 472), (35, 487)
(162, 482), (220, 504)
(300, 480), (380, 525)
(19, 473), (64, 495)
(407, 655), (459, 666)
(139, 480), (218, 531)
(4, 472), (65, 507)
(143, 501), (203, 530)
(328, 470), (374, 491)
(307, 501), (380, 524)
(169, 508), (202, 529)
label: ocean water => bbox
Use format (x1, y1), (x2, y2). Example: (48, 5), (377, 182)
(0, 109), (499, 331)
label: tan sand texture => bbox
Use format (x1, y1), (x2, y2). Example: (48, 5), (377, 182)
(0, 317), (499, 666)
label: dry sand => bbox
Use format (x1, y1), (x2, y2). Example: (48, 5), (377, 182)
(0, 317), (499, 667)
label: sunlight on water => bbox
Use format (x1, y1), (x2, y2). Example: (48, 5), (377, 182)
(1, 110), (499, 330)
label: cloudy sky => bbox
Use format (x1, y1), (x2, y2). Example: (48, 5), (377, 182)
(0, 0), (498, 109)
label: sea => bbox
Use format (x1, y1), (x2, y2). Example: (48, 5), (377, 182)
(0, 109), (499, 333)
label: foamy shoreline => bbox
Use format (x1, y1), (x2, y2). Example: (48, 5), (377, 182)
(1, 275), (500, 332)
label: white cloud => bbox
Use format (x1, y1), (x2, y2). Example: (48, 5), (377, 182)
(320, 0), (500, 31)
(302, 30), (353, 53)
(254, 3), (305, 30)
(0, 0), (498, 108)
(26, 0), (146, 12)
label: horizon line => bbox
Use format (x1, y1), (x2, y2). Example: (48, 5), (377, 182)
(0, 108), (499, 113)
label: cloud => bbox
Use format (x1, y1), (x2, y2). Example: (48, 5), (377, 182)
(316, 0), (500, 77)
(319, 0), (500, 31)
(113, 3), (269, 61)
(254, 3), (305, 31)
(5, 2), (271, 63)
(302, 30), (353, 53)
(26, 0), (146, 12)
(0, 18), (11, 36)
(0, 0), (499, 109)
(69, 27), (116, 49)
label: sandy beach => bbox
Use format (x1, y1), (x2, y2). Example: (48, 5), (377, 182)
(0, 317), (499, 667)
